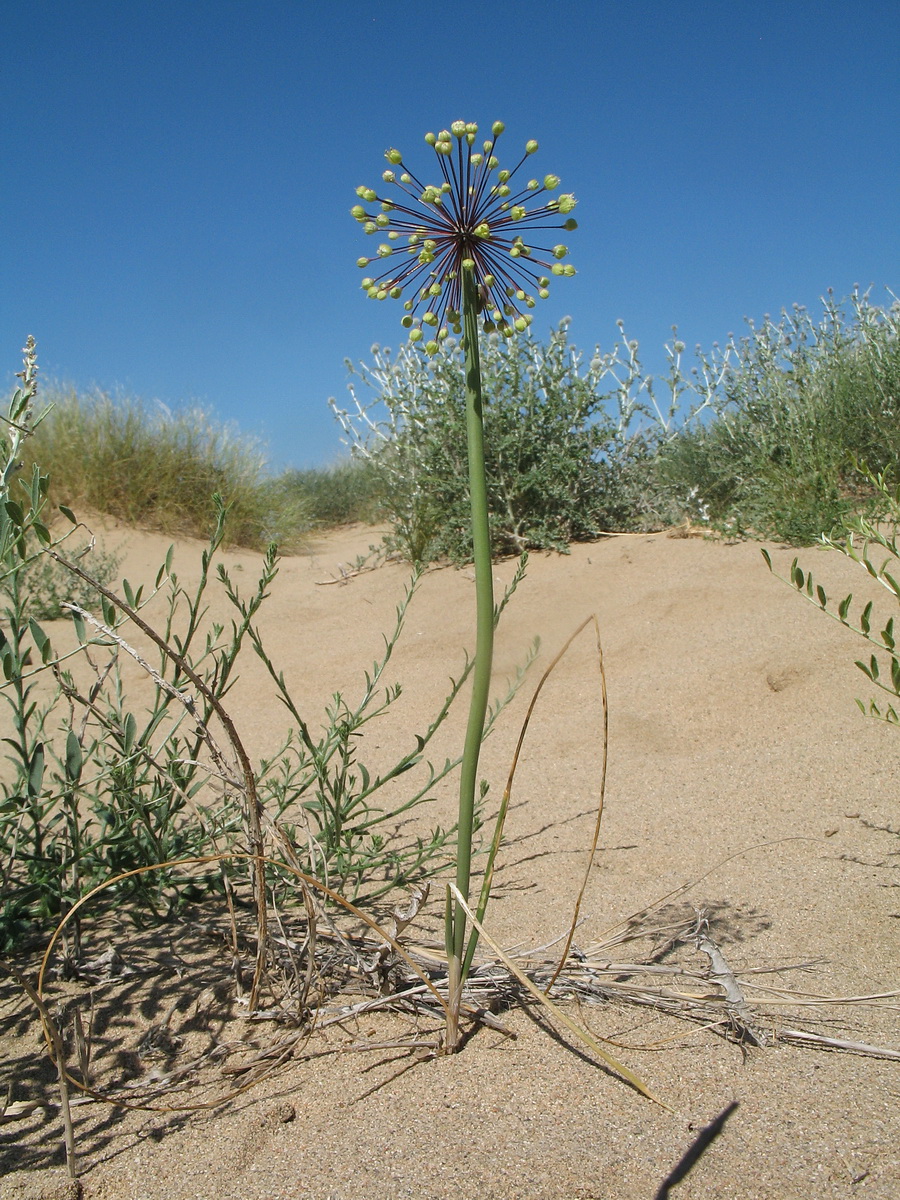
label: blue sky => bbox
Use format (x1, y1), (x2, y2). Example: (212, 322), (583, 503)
(3, 0), (898, 469)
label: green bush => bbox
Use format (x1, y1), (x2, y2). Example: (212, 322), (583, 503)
(658, 289), (900, 543)
(332, 323), (676, 563)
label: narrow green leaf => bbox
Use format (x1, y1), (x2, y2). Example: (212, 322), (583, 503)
(761, 549), (772, 570)
(65, 730), (83, 784)
(891, 656), (900, 696)
(124, 711), (137, 753)
(59, 505), (77, 524)
(28, 618), (53, 664)
(838, 594), (852, 622)
(816, 584), (827, 608)
(28, 743), (45, 796)
(861, 601), (872, 636)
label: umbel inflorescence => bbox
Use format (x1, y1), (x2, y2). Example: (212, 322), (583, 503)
(352, 121), (577, 354)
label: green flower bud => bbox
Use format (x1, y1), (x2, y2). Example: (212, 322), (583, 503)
(382, 170), (395, 183)
(525, 140), (538, 154)
(557, 193), (576, 213)
(425, 340), (439, 356)
(552, 263), (564, 275)
(487, 155), (499, 169)
(451, 120), (466, 138)
(544, 174), (560, 190)
(425, 132), (436, 146)
(409, 328), (423, 341)
(496, 184), (510, 197)
(563, 264), (576, 276)
(441, 181), (452, 192)
(483, 273), (495, 287)
(375, 212), (390, 226)
(538, 277), (549, 288)
(380, 200), (394, 212)
(553, 244), (568, 259)
(528, 179), (540, 189)
(438, 129), (451, 142)
(510, 205), (526, 220)
(401, 314), (413, 327)
(356, 256), (369, 268)
(363, 221), (377, 234)
(390, 286), (402, 298)
(388, 230), (400, 240)
(483, 140), (492, 153)
(466, 122), (478, 135)
(471, 153), (483, 166)
(376, 288), (388, 300)
(377, 244), (391, 257)
(461, 258), (475, 271)
(361, 277), (374, 289)
(436, 140), (452, 155)
(422, 311), (438, 326)
(386, 148), (403, 164)
(510, 245), (521, 257)
(498, 169), (510, 183)
(501, 323), (515, 338)
(429, 282), (442, 295)
(400, 173), (411, 183)
(539, 287), (550, 299)
(492, 120), (505, 136)
(563, 218), (578, 231)
(351, 204), (366, 221)
(514, 316), (528, 332)
(474, 223), (491, 238)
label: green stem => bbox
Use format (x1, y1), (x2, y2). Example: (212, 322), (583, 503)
(447, 268), (494, 1033)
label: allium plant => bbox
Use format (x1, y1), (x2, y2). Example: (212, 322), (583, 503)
(353, 121), (576, 1049)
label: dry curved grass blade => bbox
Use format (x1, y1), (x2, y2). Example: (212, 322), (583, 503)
(466, 613), (605, 978)
(450, 885), (672, 1111)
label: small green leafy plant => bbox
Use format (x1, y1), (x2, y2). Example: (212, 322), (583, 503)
(764, 463), (900, 721)
(0, 339), (526, 957)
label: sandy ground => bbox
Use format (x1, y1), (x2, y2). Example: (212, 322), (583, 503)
(2, 521), (899, 1199)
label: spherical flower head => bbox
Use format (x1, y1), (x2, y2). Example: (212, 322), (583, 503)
(352, 121), (577, 343)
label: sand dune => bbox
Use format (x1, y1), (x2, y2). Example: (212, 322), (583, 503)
(3, 521), (899, 1199)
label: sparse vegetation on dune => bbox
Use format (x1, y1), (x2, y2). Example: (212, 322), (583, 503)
(2, 280), (899, 1184)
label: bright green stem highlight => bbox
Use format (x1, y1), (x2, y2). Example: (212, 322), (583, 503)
(448, 268), (495, 985)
